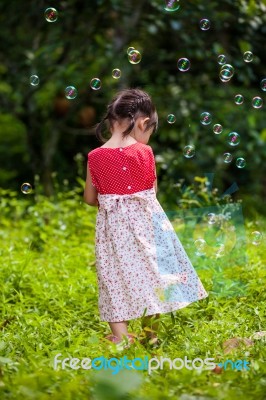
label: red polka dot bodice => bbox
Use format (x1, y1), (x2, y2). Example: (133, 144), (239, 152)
(87, 142), (157, 194)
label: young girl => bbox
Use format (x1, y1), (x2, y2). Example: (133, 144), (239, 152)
(84, 88), (208, 348)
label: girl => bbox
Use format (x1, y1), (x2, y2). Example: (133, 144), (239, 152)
(84, 88), (208, 348)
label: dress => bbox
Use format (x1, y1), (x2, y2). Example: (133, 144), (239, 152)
(87, 142), (208, 322)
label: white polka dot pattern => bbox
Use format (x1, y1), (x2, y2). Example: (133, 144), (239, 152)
(87, 142), (156, 194)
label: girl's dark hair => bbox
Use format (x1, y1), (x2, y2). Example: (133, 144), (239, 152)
(95, 88), (158, 144)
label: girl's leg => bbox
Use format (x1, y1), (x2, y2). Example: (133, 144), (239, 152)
(141, 313), (160, 338)
(108, 320), (129, 340)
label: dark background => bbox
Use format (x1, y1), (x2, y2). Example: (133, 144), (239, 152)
(0, 0), (265, 214)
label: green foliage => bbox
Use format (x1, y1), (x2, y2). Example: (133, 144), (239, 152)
(0, 183), (265, 399)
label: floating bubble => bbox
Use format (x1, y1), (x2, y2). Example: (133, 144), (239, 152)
(167, 114), (176, 124)
(164, 0), (180, 12)
(194, 238), (207, 251)
(44, 7), (58, 22)
(219, 71), (231, 83)
(30, 75), (39, 86)
(220, 64), (234, 81)
(252, 96), (263, 109)
(177, 58), (191, 72)
(217, 54), (226, 65)
(199, 19), (210, 30)
(183, 145), (195, 158)
(223, 152), (233, 163)
(260, 78), (266, 92)
(215, 244), (225, 258)
(236, 157), (246, 168)
(227, 132), (240, 146)
(243, 51), (253, 63)
(200, 112), (212, 125)
(90, 78), (101, 90)
(21, 183), (32, 194)
(112, 69), (121, 79)
(234, 94), (244, 105)
(127, 47), (135, 55)
(213, 124), (223, 134)
(65, 86), (78, 99)
(251, 231), (262, 246)
(128, 49), (142, 64)
(207, 213), (216, 224)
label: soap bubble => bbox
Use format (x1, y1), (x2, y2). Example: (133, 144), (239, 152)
(234, 94), (244, 105)
(252, 96), (263, 109)
(219, 72), (231, 83)
(194, 238), (207, 251)
(90, 78), (101, 90)
(223, 152), (233, 163)
(199, 19), (211, 30)
(21, 183), (32, 194)
(177, 58), (191, 72)
(164, 0), (180, 12)
(236, 157), (246, 168)
(183, 145), (195, 158)
(217, 54), (226, 65)
(128, 49), (142, 64)
(112, 69), (121, 79)
(127, 47), (135, 55)
(44, 7), (58, 22)
(213, 124), (223, 134)
(207, 213), (216, 224)
(220, 66), (234, 80)
(167, 114), (176, 124)
(227, 132), (240, 146)
(200, 112), (212, 125)
(260, 78), (266, 91)
(30, 75), (39, 86)
(243, 51), (253, 62)
(251, 231), (262, 246)
(65, 86), (78, 99)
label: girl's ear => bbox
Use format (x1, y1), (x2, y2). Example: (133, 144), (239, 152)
(138, 117), (150, 131)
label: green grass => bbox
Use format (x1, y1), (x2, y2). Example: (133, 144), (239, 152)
(0, 186), (265, 400)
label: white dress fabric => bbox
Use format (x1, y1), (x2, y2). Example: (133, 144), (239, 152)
(95, 186), (209, 322)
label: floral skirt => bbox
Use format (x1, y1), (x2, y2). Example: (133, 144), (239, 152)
(95, 187), (208, 322)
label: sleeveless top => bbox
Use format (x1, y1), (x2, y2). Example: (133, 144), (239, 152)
(87, 142), (157, 195)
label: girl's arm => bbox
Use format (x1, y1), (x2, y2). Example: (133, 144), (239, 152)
(84, 163), (99, 206)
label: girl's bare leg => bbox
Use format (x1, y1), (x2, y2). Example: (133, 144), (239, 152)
(108, 321), (129, 341)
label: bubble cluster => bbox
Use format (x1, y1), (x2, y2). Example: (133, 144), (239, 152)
(164, 0), (180, 12)
(128, 49), (142, 64)
(234, 94), (244, 105)
(217, 54), (226, 65)
(260, 78), (266, 91)
(21, 183), (32, 194)
(227, 132), (240, 146)
(251, 231), (262, 246)
(223, 152), (233, 163)
(90, 78), (101, 90)
(65, 86), (78, 99)
(167, 114), (176, 124)
(243, 51), (253, 63)
(199, 19), (211, 30)
(44, 7), (58, 22)
(220, 64), (234, 80)
(236, 157), (246, 168)
(252, 96), (263, 109)
(200, 112), (212, 125)
(177, 58), (191, 72)
(112, 69), (121, 79)
(213, 124), (223, 134)
(30, 75), (39, 86)
(183, 145), (195, 158)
